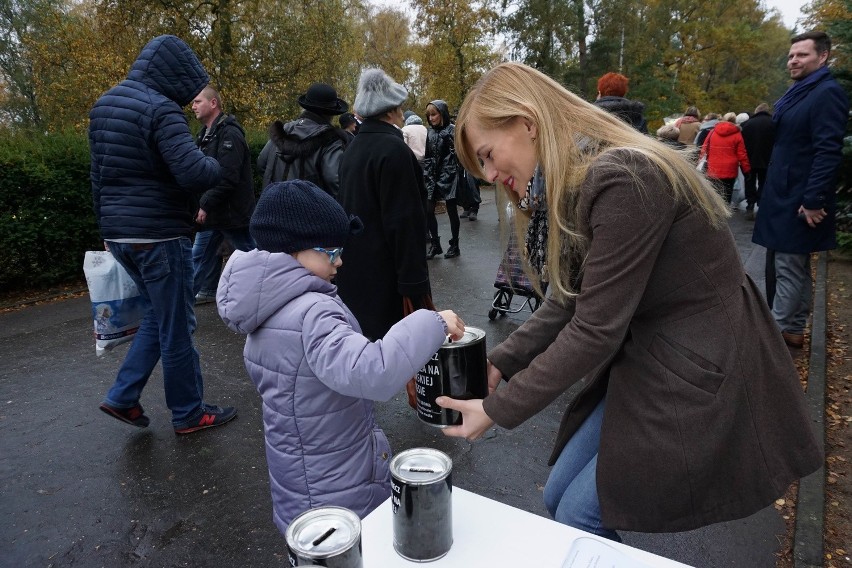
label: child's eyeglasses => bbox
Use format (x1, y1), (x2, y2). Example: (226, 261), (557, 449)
(313, 247), (343, 263)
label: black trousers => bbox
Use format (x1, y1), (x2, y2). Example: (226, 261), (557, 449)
(711, 177), (737, 205)
(745, 168), (767, 210)
(765, 248), (776, 308)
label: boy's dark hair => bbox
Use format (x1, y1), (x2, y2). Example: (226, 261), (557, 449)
(791, 31), (831, 56)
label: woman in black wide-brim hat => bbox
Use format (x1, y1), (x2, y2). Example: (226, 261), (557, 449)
(257, 82), (351, 196)
(297, 83), (349, 116)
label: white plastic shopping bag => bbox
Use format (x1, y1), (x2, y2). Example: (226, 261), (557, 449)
(83, 251), (145, 356)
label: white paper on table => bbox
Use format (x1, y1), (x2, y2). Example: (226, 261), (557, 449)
(562, 537), (654, 568)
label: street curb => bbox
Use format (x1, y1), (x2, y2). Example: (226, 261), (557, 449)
(793, 251), (828, 568)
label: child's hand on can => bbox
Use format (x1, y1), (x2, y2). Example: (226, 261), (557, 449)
(438, 310), (465, 341)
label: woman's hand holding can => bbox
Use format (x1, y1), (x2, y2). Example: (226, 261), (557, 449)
(435, 398), (494, 441)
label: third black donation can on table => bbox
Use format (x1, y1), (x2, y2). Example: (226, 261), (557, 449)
(390, 448), (453, 562)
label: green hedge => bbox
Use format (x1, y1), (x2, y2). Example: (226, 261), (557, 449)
(0, 131), (100, 291)
(0, 128), (270, 294)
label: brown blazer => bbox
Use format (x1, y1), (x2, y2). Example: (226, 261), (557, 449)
(484, 149), (821, 533)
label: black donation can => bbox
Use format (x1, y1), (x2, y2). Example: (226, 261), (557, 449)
(415, 326), (487, 427)
(285, 506), (363, 567)
(390, 447), (453, 562)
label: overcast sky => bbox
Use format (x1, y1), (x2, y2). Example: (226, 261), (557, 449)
(765, 0), (807, 28)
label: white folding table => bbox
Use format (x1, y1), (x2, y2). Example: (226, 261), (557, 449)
(361, 487), (693, 567)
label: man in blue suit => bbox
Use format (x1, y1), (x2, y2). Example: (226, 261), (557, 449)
(753, 31), (849, 348)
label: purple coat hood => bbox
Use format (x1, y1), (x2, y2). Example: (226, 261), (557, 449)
(217, 249), (446, 533)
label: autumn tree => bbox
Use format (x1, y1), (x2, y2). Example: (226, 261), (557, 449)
(361, 7), (415, 85)
(98, 0), (363, 126)
(12, 0), (367, 132)
(500, 0), (577, 81)
(338, 5), (418, 108)
(24, 1), (140, 131)
(802, 0), (852, 85)
(623, 0), (791, 124)
(500, 0), (793, 127)
(0, 0), (67, 127)
(583, 0), (637, 80)
(2, 0), (823, 135)
(801, 0), (852, 191)
(410, 0), (501, 113)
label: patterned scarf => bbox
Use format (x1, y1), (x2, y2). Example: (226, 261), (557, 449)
(520, 166), (548, 282)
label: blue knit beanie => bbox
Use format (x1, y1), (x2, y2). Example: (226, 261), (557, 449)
(250, 181), (363, 253)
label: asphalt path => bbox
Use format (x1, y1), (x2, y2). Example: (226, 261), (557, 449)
(1, 186), (788, 567)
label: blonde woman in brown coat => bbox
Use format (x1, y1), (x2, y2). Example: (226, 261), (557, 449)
(437, 62), (821, 540)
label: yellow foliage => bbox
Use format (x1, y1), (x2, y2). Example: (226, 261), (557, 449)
(410, 0), (501, 114)
(16, 0), (366, 131)
(4, 0), (832, 134)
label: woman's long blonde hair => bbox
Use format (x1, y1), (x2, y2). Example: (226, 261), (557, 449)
(455, 62), (729, 300)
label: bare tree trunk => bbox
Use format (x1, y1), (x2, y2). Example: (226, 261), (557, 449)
(574, 0), (587, 94)
(213, 0), (232, 85)
(455, 44), (466, 105)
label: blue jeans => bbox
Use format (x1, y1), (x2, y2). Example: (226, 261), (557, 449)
(543, 397), (620, 541)
(192, 228), (255, 296)
(769, 251), (812, 335)
(104, 238), (205, 426)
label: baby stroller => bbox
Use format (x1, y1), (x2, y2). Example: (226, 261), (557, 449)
(488, 231), (546, 320)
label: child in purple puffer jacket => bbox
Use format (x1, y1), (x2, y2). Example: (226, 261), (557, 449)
(216, 180), (464, 534)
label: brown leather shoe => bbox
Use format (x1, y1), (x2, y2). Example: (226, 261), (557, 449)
(782, 331), (804, 348)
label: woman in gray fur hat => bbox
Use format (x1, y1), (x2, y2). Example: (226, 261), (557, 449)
(336, 68), (434, 345)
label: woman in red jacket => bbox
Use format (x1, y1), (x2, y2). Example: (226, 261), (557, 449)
(699, 119), (751, 206)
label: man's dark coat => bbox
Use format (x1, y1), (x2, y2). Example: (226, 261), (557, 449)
(196, 113), (255, 230)
(335, 119), (430, 341)
(753, 71), (848, 253)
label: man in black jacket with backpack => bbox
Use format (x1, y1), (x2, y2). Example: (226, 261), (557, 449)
(256, 83), (350, 197)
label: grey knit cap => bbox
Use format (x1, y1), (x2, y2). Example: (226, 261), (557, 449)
(354, 68), (408, 118)
(404, 114), (423, 126)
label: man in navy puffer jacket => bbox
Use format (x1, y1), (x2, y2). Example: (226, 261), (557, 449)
(89, 35), (238, 434)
